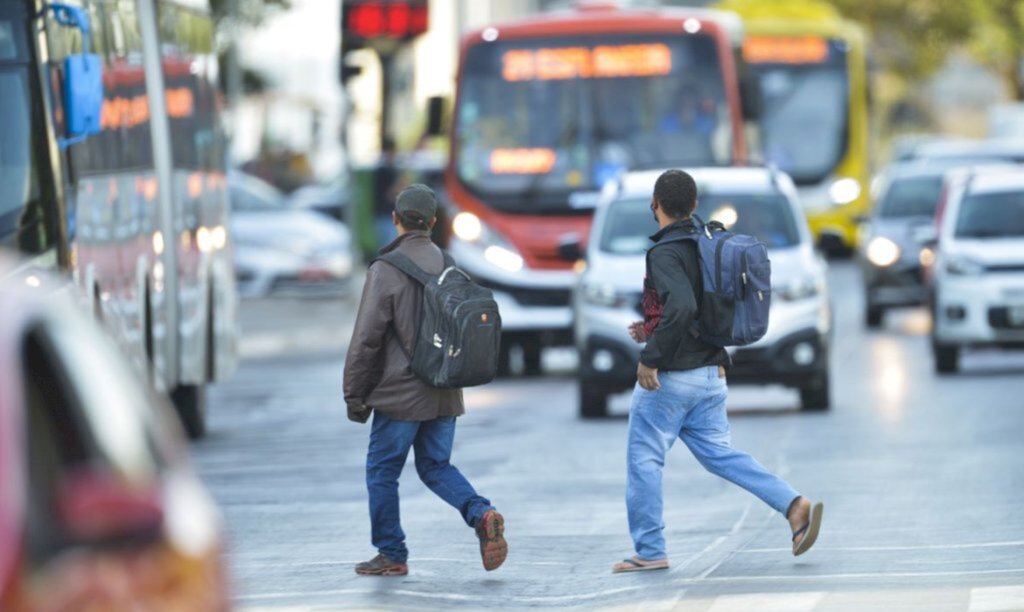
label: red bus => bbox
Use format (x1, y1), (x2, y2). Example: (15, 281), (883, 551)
(445, 4), (756, 373)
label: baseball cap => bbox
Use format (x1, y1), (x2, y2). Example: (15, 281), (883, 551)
(395, 183), (438, 222)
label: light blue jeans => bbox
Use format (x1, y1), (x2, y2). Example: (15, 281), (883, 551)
(626, 366), (800, 561)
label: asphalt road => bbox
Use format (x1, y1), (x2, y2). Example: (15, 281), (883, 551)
(193, 262), (1024, 611)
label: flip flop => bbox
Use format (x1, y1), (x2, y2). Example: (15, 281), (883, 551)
(792, 501), (824, 556)
(612, 556), (669, 573)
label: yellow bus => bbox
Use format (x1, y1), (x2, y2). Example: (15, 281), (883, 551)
(716, 0), (870, 254)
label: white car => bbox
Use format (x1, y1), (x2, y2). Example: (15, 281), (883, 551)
(931, 168), (1024, 373)
(571, 167), (832, 417)
(229, 171), (354, 297)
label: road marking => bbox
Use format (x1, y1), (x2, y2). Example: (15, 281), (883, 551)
(239, 585), (645, 605)
(968, 586), (1024, 612)
(707, 591), (824, 612)
(673, 567), (1024, 584)
(740, 539), (1024, 554)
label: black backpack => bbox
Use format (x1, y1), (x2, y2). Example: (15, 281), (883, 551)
(376, 251), (501, 388)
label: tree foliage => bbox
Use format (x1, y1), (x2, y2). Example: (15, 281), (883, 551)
(208, 0), (291, 27)
(831, 0), (1024, 100)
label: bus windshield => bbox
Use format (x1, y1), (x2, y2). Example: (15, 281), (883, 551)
(0, 16), (40, 242)
(748, 38), (849, 185)
(455, 33), (732, 213)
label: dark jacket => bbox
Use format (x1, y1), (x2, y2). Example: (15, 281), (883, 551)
(640, 220), (730, 372)
(344, 231), (464, 423)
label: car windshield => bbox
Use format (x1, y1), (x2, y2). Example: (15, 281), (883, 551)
(748, 38), (849, 185)
(600, 192), (801, 254)
(955, 190), (1024, 238)
(878, 175), (943, 218)
(229, 175), (286, 212)
(0, 16), (40, 241)
(455, 33), (732, 213)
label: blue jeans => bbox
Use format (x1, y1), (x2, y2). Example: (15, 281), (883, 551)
(626, 366), (800, 561)
(366, 412), (493, 564)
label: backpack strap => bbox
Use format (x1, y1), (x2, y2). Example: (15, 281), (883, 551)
(374, 250), (458, 287)
(374, 251), (434, 286)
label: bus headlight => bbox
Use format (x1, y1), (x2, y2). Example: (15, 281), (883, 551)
(452, 212), (483, 242)
(484, 246), (523, 273)
(451, 211), (524, 273)
(828, 177), (862, 206)
(866, 237), (900, 267)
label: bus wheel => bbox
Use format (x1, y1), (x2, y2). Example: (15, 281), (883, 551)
(522, 337), (542, 376)
(171, 384), (207, 440)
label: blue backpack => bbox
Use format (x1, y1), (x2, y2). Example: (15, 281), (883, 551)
(655, 214), (771, 347)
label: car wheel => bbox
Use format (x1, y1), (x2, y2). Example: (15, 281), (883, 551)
(865, 304), (884, 328)
(578, 382), (608, 419)
(799, 374), (830, 411)
(171, 384), (207, 439)
(934, 343), (959, 374)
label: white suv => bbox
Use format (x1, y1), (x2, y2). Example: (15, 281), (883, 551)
(570, 167), (832, 417)
(931, 169), (1024, 373)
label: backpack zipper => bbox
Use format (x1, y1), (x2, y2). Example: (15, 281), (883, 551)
(714, 235), (735, 290)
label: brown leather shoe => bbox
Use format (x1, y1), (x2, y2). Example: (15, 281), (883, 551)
(355, 553), (408, 576)
(475, 510), (508, 571)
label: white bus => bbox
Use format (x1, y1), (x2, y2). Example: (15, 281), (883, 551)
(0, 0), (237, 437)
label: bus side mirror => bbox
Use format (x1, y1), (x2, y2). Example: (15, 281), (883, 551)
(557, 234), (583, 262)
(426, 96), (447, 137)
(45, 3), (104, 147)
(65, 53), (104, 139)
(740, 73), (762, 121)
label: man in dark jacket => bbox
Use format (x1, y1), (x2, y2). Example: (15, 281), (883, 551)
(612, 170), (823, 573)
(344, 184), (507, 576)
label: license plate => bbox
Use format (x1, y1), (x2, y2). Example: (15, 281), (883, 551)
(298, 268), (333, 281)
(1009, 305), (1024, 327)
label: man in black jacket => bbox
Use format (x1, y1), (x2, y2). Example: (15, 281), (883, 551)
(345, 184), (507, 576)
(612, 170), (823, 573)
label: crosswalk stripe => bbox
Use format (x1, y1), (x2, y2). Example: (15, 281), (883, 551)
(968, 586), (1024, 612)
(707, 591), (824, 612)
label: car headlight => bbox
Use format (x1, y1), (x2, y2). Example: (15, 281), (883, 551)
(829, 177), (862, 206)
(580, 279), (633, 308)
(451, 211), (524, 273)
(866, 237), (900, 267)
(944, 256), (984, 276)
(776, 275), (820, 301)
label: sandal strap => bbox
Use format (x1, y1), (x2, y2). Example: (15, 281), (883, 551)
(791, 523), (810, 542)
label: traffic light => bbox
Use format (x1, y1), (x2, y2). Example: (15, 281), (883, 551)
(341, 0), (429, 44)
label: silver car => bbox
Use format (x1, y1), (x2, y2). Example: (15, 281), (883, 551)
(572, 167), (832, 417)
(229, 171), (354, 297)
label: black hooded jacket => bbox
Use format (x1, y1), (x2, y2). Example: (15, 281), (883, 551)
(640, 219), (730, 371)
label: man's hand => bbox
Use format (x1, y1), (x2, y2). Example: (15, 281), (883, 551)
(628, 321), (648, 344)
(637, 363), (660, 391)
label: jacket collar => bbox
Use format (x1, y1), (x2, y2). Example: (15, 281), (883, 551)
(378, 230), (432, 255)
(650, 218), (698, 243)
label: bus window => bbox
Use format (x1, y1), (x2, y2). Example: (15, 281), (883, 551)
(747, 38), (850, 186)
(0, 6), (51, 255)
(455, 33), (731, 213)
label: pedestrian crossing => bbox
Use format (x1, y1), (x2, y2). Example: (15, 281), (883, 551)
(239, 586), (1024, 611)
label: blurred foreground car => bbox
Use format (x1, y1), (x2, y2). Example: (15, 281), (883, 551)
(571, 168), (832, 417)
(0, 259), (228, 610)
(229, 171), (353, 297)
(931, 169), (1024, 373)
